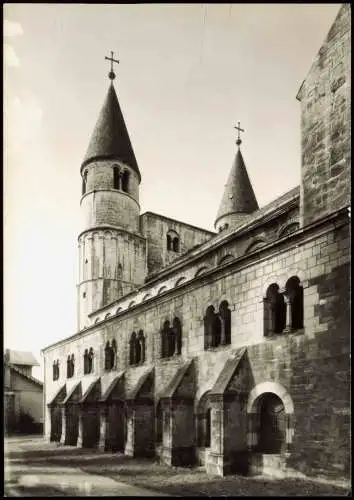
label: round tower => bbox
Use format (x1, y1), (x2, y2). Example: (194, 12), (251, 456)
(77, 67), (146, 330)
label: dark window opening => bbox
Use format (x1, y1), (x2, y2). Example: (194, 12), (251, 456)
(67, 354), (75, 379)
(105, 340), (116, 371)
(84, 348), (94, 375)
(82, 171), (87, 195)
(197, 392), (211, 448)
(172, 237), (179, 252)
(113, 166), (120, 190)
(161, 318), (182, 358)
(204, 301), (231, 349)
(285, 276), (304, 330)
(121, 170), (129, 193)
(53, 360), (60, 381)
(167, 234), (172, 251)
(129, 330), (145, 366)
(264, 284), (287, 336)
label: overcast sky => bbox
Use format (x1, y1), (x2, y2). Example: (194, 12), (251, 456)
(4, 3), (340, 380)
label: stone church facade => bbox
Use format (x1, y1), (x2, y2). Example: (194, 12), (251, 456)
(42, 5), (350, 480)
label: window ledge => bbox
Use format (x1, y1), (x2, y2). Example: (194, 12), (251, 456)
(160, 354), (182, 363)
(265, 328), (305, 340)
(204, 343), (231, 352)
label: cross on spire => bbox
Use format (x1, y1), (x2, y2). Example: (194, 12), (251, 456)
(105, 51), (120, 81)
(234, 121), (245, 147)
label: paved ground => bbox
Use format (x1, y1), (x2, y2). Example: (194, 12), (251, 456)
(4, 436), (350, 497)
(4, 436), (169, 497)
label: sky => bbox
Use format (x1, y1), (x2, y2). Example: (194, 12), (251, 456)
(4, 3), (341, 380)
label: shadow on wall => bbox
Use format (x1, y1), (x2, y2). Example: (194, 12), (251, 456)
(5, 411), (43, 436)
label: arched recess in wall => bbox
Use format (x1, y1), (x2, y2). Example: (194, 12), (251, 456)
(116, 307), (122, 315)
(244, 239), (267, 255)
(218, 254), (234, 266)
(94, 317), (100, 324)
(157, 286), (168, 295)
(175, 276), (187, 287)
(278, 222), (300, 238)
(105, 313), (111, 320)
(142, 293), (151, 301)
(195, 266), (209, 278)
(128, 301), (135, 309)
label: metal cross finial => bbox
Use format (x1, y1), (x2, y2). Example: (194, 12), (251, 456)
(105, 51), (120, 81)
(234, 121), (245, 147)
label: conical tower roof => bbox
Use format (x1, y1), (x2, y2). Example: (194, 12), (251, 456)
(215, 148), (258, 226)
(81, 83), (140, 181)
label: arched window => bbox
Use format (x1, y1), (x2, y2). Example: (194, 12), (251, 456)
(104, 341), (111, 371)
(121, 170), (129, 193)
(117, 263), (123, 279)
(161, 320), (173, 358)
(82, 170), (87, 195)
(172, 237), (179, 252)
(285, 276), (304, 331)
(83, 349), (89, 375)
(66, 355), (71, 378)
(167, 230), (179, 252)
(172, 317), (182, 355)
(264, 284), (286, 336)
(88, 348), (94, 374)
(129, 332), (137, 366)
(219, 300), (231, 345)
(204, 305), (225, 349)
(113, 165), (120, 190)
(137, 330), (145, 364)
(70, 354), (75, 378)
(256, 393), (286, 454)
(111, 340), (117, 370)
(53, 360), (59, 381)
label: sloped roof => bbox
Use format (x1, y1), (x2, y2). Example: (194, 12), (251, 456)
(6, 349), (40, 367)
(100, 372), (125, 402)
(159, 360), (193, 400)
(61, 381), (81, 406)
(215, 149), (259, 226)
(81, 83), (140, 181)
(125, 368), (154, 401)
(79, 377), (101, 404)
(10, 365), (43, 388)
(47, 384), (66, 407)
(210, 348), (246, 396)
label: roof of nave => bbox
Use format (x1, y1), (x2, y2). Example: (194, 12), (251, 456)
(5, 349), (40, 367)
(215, 148), (259, 226)
(81, 83), (141, 181)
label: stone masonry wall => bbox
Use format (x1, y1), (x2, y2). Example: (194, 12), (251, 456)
(298, 4), (351, 227)
(44, 212), (350, 478)
(140, 212), (214, 275)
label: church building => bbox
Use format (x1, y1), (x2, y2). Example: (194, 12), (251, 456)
(42, 5), (350, 480)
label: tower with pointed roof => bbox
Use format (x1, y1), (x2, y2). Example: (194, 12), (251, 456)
(77, 60), (147, 330)
(214, 128), (259, 232)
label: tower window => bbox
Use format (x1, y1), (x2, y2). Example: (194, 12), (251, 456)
(121, 170), (129, 193)
(113, 165), (120, 190)
(167, 230), (180, 253)
(84, 347), (94, 375)
(82, 170), (88, 195)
